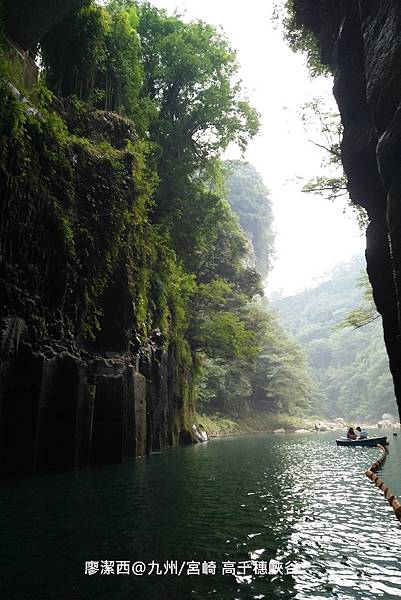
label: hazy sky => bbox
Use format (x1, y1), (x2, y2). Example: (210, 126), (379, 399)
(151, 0), (366, 295)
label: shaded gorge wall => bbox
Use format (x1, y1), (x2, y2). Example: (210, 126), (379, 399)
(293, 0), (401, 420)
(0, 89), (194, 477)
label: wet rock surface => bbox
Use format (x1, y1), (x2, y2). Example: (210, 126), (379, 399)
(0, 317), (189, 477)
(294, 0), (401, 419)
(0, 96), (193, 478)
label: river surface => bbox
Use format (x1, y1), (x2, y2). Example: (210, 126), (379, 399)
(1, 432), (401, 600)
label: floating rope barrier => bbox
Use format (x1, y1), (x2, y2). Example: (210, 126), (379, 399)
(365, 443), (401, 523)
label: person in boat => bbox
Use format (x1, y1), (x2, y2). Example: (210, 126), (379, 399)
(356, 426), (368, 439)
(346, 427), (357, 440)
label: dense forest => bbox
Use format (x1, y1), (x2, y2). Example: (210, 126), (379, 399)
(0, 0), (265, 467)
(197, 160), (323, 423)
(4, 0), (392, 469)
(224, 161), (275, 278)
(275, 256), (397, 422)
(0, 0), (326, 471)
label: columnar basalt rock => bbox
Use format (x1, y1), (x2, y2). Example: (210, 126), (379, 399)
(293, 0), (401, 418)
(0, 318), (189, 476)
(0, 95), (194, 477)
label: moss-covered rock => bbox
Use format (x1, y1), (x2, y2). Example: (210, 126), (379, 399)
(0, 76), (195, 476)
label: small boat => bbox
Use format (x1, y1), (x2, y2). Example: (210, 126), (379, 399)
(336, 436), (388, 447)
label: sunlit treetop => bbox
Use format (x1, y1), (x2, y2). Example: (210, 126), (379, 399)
(133, 0), (260, 161)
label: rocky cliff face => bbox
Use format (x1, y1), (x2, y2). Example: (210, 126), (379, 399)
(293, 0), (401, 419)
(0, 92), (194, 478)
(0, 322), (189, 477)
(4, 0), (83, 50)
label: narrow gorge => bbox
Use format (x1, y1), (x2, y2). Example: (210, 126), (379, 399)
(0, 0), (262, 476)
(293, 0), (401, 419)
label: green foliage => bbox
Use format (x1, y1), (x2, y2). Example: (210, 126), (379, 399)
(300, 98), (368, 229)
(41, 2), (109, 101)
(150, 233), (196, 342)
(135, 0), (260, 231)
(251, 304), (322, 416)
(272, 0), (329, 77)
(187, 280), (258, 361)
(197, 301), (322, 419)
(137, 2), (259, 160)
(177, 190), (263, 300)
(335, 271), (379, 330)
(40, 0), (152, 132)
(192, 311), (257, 361)
(35, 0), (263, 365)
(197, 413), (241, 436)
(71, 138), (136, 337)
(275, 257), (396, 421)
(0, 1), (297, 429)
(102, 3), (154, 131)
(0, 45), (28, 95)
(224, 160), (275, 277)
(302, 175), (348, 200)
(195, 160), (319, 421)
(0, 77), (153, 340)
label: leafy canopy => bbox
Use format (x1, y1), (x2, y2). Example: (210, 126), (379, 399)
(35, 0), (309, 417)
(272, 0), (329, 77)
(224, 160), (275, 277)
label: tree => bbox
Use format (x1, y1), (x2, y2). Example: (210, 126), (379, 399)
(197, 302), (323, 418)
(196, 357), (253, 417)
(40, 1), (109, 101)
(275, 257), (395, 420)
(186, 280), (259, 361)
(272, 0), (328, 77)
(299, 98), (368, 229)
(336, 271), (379, 330)
(224, 160), (275, 278)
(38, 0), (290, 416)
(252, 305), (322, 415)
(135, 1), (260, 223)
(40, 1), (155, 128)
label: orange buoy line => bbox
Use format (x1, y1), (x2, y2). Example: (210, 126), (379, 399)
(365, 443), (401, 523)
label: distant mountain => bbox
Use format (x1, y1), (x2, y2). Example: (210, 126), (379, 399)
(274, 256), (397, 421)
(198, 161), (321, 423)
(225, 160), (274, 278)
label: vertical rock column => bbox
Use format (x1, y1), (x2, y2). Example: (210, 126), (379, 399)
(91, 374), (125, 464)
(0, 342), (44, 476)
(125, 366), (147, 458)
(34, 353), (88, 472)
(133, 371), (147, 457)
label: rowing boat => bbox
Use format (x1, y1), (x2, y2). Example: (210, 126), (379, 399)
(336, 436), (388, 447)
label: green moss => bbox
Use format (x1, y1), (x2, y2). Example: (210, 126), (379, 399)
(0, 46), (28, 95)
(197, 412), (312, 436)
(176, 372), (196, 434)
(197, 413), (241, 436)
(0, 74), (146, 338)
(0, 67), (199, 398)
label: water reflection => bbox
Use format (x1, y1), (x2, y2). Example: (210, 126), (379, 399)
(277, 436), (401, 599)
(0, 432), (400, 599)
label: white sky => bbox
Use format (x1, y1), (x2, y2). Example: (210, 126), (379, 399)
(151, 0), (366, 295)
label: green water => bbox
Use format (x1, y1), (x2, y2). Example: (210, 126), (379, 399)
(1, 432), (401, 599)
